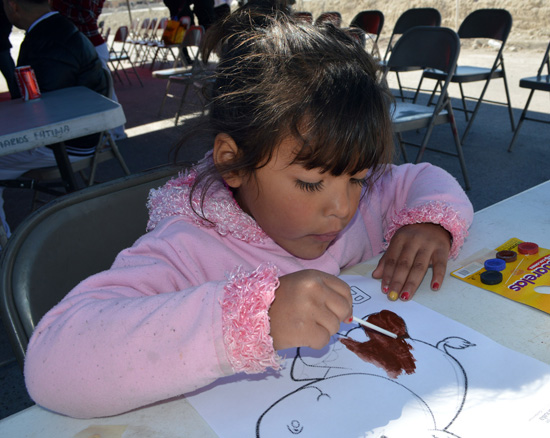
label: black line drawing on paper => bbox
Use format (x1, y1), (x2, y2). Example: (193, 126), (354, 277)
(255, 287), (475, 438)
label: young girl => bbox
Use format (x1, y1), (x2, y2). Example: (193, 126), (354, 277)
(24, 5), (473, 418)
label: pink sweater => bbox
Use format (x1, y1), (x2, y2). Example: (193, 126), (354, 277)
(24, 162), (473, 418)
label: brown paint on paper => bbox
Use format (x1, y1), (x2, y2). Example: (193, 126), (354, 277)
(341, 310), (416, 378)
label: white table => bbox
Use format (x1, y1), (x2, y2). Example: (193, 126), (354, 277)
(0, 86), (125, 156)
(0, 180), (548, 437)
(0, 86), (125, 191)
(0, 86), (126, 246)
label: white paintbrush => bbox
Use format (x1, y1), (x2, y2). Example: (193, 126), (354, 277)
(351, 316), (398, 339)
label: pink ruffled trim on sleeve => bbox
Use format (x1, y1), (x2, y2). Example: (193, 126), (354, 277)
(221, 263), (283, 374)
(384, 201), (469, 259)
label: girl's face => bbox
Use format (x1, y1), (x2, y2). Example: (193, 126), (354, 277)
(232, 136), (367, 260)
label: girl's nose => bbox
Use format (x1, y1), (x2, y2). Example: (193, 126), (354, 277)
(325, 186), (352, 219)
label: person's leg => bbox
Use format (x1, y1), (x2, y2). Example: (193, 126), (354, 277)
(193, 0), (215, 29)
(0, 147), (88, 237)
(95, 42), (127, 140)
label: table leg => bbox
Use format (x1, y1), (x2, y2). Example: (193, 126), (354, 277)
(51, 142), (77, 192)
(0, 225), (8, 248)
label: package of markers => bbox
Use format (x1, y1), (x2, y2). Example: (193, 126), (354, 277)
(451, 238), (550, 314)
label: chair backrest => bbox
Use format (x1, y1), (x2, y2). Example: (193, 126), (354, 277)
(292, 11), (313, 23)
(182, 25), (205, 48)
(345, 27), (367, 48)
(315, 11), (342, 27)
(537, 40), (550, 77)
(387, 26), (460, 76)
(0, 166), (180, 367)
(113, 25), (129, 44)
(384, 8), (441, 61)
(179, 15), (192, 30)
(458, 9), (512, 43)
(350, 10), (384, 40)
(393, 7), (441, 34)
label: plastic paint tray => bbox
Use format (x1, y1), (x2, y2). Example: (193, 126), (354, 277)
(451, 238), (550, 314)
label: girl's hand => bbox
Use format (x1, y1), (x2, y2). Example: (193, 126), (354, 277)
(372, 223), (452, 301)
(268, 270), (353, 351)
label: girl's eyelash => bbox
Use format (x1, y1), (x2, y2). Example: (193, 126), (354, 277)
(295, 180), (324, 192)
(352, 178), (369, 188)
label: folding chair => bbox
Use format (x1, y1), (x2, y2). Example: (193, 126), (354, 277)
(153, 26), (212, 123)
(108, 25), (144, 87)
(507, 40), (550, 151)
(382, 8), (441, 62)
(20, 70), (131, 209)
(150, 16), (192, 70)
(381, 8), (441, 100)
(126, 17), (151, 61)
(420, 9), (515, 143)
(0, 165), (180, 368)
(139, 17), (169, 66)
(350, 10), (384, 43)
(132, 17), (161, 66)
(386, 26), (470, 190)
(315, 11), (342, 27)
(292, 11), (313, 23)
(349, 10), (384, 58)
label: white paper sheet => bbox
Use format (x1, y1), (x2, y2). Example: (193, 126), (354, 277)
(186, 275), (550, 437)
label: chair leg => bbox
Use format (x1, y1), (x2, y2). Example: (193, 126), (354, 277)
(87, 139), (104, 186)
(448, 110), (470, 190)
(395, 72), (406, 101)
(106, 134), (131, 175)
(501, 66), (516, 131)
(458, 83), (470, 121)
(130, 63), (144, 87)
(395, 132), (409, 162)
(175, 83), (192, 125)
(158, 78), (173, 117)
(460, 77), (493, 144)
(507, 90), (534, 152)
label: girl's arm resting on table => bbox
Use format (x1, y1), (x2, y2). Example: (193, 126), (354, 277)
(367, 163), (474, 299)
(24, 250), (282, 418)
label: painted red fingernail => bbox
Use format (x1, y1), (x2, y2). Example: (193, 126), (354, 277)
(382, 285), (389, 294)
(400, 292), (410, 301)
(346, 316), (353, 324)
(432, 282), (440, 290)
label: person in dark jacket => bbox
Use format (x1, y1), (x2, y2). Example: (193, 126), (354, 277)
(0, 0), (109, 238)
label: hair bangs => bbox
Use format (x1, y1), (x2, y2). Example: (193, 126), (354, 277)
(291, 63), (393, 178)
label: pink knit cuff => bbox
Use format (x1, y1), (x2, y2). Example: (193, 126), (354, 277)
(221, 263), (283, 374)
(384, 201), (469, 259)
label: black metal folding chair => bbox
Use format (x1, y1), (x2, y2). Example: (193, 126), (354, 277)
(292, 11), (313, 23)
(386, 26), (470, 190)
(153, 25), (212, 123)
(507, 41), (550, 151)
(381, 8), (441, 100)
(382, 8), (441, 62)
(108, 26), (144, 87)
(315, 11), (342, 27)
(419, 9), (515, 143)
(350, 10), (384, 43)
(349, 10), (384, 57)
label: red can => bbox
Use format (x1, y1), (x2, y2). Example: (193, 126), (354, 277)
(15, 66), (41, 101)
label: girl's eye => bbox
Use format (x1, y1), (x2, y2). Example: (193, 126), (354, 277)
(351, 178), (368, 188)
(295, 180), (324, 192)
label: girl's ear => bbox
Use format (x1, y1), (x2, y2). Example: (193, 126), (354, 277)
(213, 133), (243, 188)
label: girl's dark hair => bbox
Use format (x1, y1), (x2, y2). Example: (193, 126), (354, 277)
(190, 4), (394, 204)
